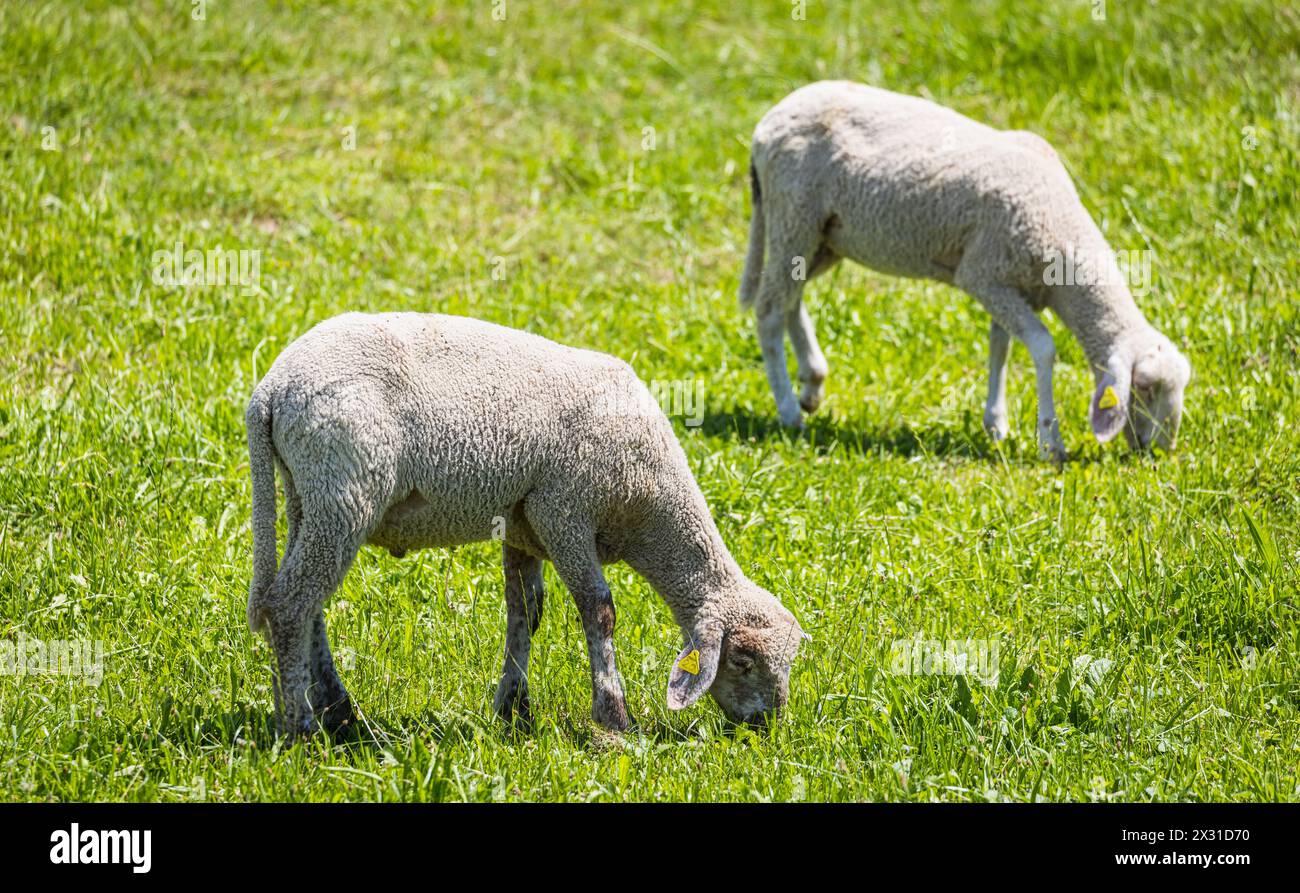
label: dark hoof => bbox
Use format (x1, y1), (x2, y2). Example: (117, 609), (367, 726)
(319, 697), (356, 736)
(593, 699), (631, 733)
(495, 695), (533, 733)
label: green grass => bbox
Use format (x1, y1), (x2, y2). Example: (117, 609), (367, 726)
(1, 0), (1297, 801)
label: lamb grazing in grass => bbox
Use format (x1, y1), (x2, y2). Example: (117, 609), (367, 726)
(245, 312), (804, 737)
(740, 81), (1191, 460)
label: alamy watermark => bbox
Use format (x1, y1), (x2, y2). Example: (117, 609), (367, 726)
(1042, 243), (1152, 296)
(593, 378), (705, 427)
(889, 636), (999, 685)
(151, 242), (261, 293)
(0, 634), (104, 686)
(50, 823), (150, 873)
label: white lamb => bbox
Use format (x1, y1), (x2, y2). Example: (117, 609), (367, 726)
(740, 81), (1191, 460)
(245, 312), (803, 736)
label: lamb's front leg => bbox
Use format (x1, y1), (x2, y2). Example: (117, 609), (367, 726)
(493, 543), (544, 730)
(984, 320), (1011, 441)
(960, 279), (1066, 462)
(1022, 321), (1065, 462)
(564, 570), (629, 732)
(524, 503), (630, 731)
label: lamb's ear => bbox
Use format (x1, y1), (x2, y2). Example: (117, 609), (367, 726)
(667, 622), (723, 710)
(1090, 359), (1131, 443)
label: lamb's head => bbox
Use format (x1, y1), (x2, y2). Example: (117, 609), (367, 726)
(1090, 330), (1191, 452)
(666, 582), (804, 725)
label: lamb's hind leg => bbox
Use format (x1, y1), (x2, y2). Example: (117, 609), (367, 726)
(755, 225), (822, 428)
(789, 234), (838, 414)
(787, 300), (829, 414)
(263, 514), (364, 738)
(310, 609), (354, 734)
(493, 543), (544, 730)
(277, 474), (356, 734)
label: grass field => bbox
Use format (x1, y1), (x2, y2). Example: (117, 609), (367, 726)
(1, 0), (1298, 802)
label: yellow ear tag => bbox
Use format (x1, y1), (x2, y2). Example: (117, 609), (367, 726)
(677, 649), (701, 675)
(1098, 386), (1119, 410)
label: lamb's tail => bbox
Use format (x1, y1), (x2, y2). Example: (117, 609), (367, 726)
(738, 160), (765, 309)
(246, 394), (279, 636)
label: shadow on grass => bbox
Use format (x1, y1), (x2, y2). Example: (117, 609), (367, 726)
(695, 405), (1126, 467)
(156, 699), (764, 758)
(335, 709), (492, 751)
(129, 702), (276, 751)
(351, 699), (758, 749)
(165, 702), (496, 753)
(697, 405), (1003, 461)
